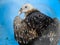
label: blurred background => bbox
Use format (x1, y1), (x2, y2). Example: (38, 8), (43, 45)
(0, 0), (60, 45)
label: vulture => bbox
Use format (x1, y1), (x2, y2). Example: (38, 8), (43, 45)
(14, 4), (59, 45)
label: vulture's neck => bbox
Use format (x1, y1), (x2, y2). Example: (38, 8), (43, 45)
(25, 9), (40, 16)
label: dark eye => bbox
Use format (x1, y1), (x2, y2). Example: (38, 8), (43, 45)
(25, 6), (27, 8)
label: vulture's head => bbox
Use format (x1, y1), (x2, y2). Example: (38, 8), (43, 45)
(18, 4), (34, 15)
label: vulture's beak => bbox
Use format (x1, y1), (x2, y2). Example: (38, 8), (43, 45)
(18, 8), (22, 15)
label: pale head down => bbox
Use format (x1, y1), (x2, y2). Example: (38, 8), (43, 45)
(19, 4), (34, 15)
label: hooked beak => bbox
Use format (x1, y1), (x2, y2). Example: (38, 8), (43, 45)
(18, 8), (22, 15)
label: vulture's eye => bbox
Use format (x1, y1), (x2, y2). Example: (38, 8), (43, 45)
(25, 6), (27, 8)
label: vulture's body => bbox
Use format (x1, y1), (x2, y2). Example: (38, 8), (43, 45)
(14, 16), (38, 45)
(13, 4), (59, 45)
(24, 10), (54, 36)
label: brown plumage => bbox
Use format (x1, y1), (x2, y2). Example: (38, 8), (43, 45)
(14, 4), (59, 45)
(14, 16), (38, 45)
